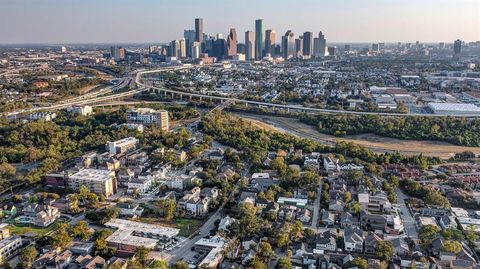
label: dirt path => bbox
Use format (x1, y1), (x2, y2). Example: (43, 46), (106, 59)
(237, 113), (480, 159)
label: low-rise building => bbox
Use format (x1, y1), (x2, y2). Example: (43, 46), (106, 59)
(68, 169), (117, 197)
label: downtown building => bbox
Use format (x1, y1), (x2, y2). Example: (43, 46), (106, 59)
(265, 29), (276, 57)
(314, 31), (327, 57)
(126, 107), (169, 131)
(255, 19), (264, 59)
(245, 31), (256, 60)
(227, 28), (238, 58)
(282, 30), (296, 59)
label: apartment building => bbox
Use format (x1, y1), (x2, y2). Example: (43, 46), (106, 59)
(106, 137), (139, 155)
(126, 108), (169, 131)
(68, 169), (117, 197)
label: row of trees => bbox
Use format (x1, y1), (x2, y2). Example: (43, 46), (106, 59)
(400, 179), (451, 209)
(200, 113), (441, 171)
(301, 113), (480, 147)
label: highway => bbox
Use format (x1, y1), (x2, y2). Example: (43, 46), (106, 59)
(6, 64), (480, 118)
(135, 67), (480, 118)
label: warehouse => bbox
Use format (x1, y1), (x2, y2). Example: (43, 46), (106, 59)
(428, 102), (480, 115)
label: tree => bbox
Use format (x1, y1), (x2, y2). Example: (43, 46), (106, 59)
(134, 246), (151, 266)
(351, 202), (361, 214)
(419, 224), (441, 242)
(276, 258), (292, 269)
(257, 242), (275, 262)
(237, 203), (261, 237)
(276, 231), (291, 248)
(51, 223), (72, 250)
(72, 221), (93, 241)
(172, 261), (189, 269)
(442, 240), (462, 254)
(148, 259), (168, 269)
(425, 191), (450, 209)
(350, 257), (368, 269)
(20, 246), (38, 268)
(0, 162), (16, 179)
(344, 191), (352, 203)
(375, 240), (394, 261)
(249, 257), (267, 269)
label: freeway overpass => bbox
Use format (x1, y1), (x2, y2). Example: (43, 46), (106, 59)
(136, 67), (480, 118)
(6, 64), (480, 118)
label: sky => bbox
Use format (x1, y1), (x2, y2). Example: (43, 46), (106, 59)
(0, 0), (479, 44)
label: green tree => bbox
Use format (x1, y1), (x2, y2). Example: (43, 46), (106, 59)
(148, 259), (168, 269)
(419, 224), (441, 242)
(442, 240), (462, 254)
(344, 191), (352, 203)
(257, 242), (275, 262)
(172, 261), (189, 269)
(350, 257), (368, 269)
(72, 221), (93, 241)
(375, 240), (394, 261)
(276, 258), (292, 269)
(134, 246), (151, 266)
(51, 223), (72, 250)
(20, 246), (38, 268)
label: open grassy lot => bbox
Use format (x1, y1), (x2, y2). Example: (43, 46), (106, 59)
(134, 217), (204, 237)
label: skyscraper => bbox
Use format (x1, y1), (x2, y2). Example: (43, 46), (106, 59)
(191, 42), (201, 59)
(169, 40), (179, 58)
(227, 28), (238, 58)
(295, 36), (303, 58)
(195, 18), (204, 43)
(265, 29), (276, 57)
(314, 31), (326, 57)
(372, 43), (380, 53)
(255, 19), (264, 59)
(282, 30), (295, 59)
(303, 31), (314, 58)
(178, 38), (187, 58)
(184, 29), (195, 57)
(245, 31), (256, 60)
(454, 39), (462, 55)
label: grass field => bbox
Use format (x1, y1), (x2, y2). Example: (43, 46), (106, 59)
(9, 224), (53, 236)
(240, 114), (480, 159)
(135, 217), (203, 237)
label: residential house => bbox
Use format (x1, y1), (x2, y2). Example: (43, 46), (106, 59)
(18, 204), (60, 227)
(315, 230), (337, 252)
(364, 232), (383, 254)
(344, 227), (364, 252)
(177, 187), (219, 217)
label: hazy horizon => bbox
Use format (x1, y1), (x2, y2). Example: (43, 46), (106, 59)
(1, 0), (479, 44)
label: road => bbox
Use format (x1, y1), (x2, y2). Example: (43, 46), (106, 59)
(396, 188), (418, 239)
(163, 206), (225, 263)
(8, 64), (480, 119)
(311, 184), (322, 230)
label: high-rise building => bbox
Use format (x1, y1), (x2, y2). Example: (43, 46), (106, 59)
(227, 28), (238, 58)
(195, 18), (204, 43)
(255, 19), (264, 59)
(454, 39), (462, 55)
(169, 40), (179, 58)
(372, 43), (380, 52)
(438, 42), (445, 49)
(344, 44), (351, 52)
(303, 31), (314, 58)
(282, 30), (295, 59)
(110, 46), (126, 61)
(265, 29), (276, 56)
(245, 31), (256, 60)
(184, 30), (195, 57)
(191, 42), (201, 59)
(314, 31), (326, 57)
(213, 38), (227, 60)
(327, 46), (336, 56)
(178, 38), (187, 58)
(295, 36), (303, 58)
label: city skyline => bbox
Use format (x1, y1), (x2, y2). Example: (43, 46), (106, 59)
(0, 0), (479, 44)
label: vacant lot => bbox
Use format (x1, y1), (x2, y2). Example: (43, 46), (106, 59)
(238, 113), (480, 159)
(135, 217), (203, 237)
